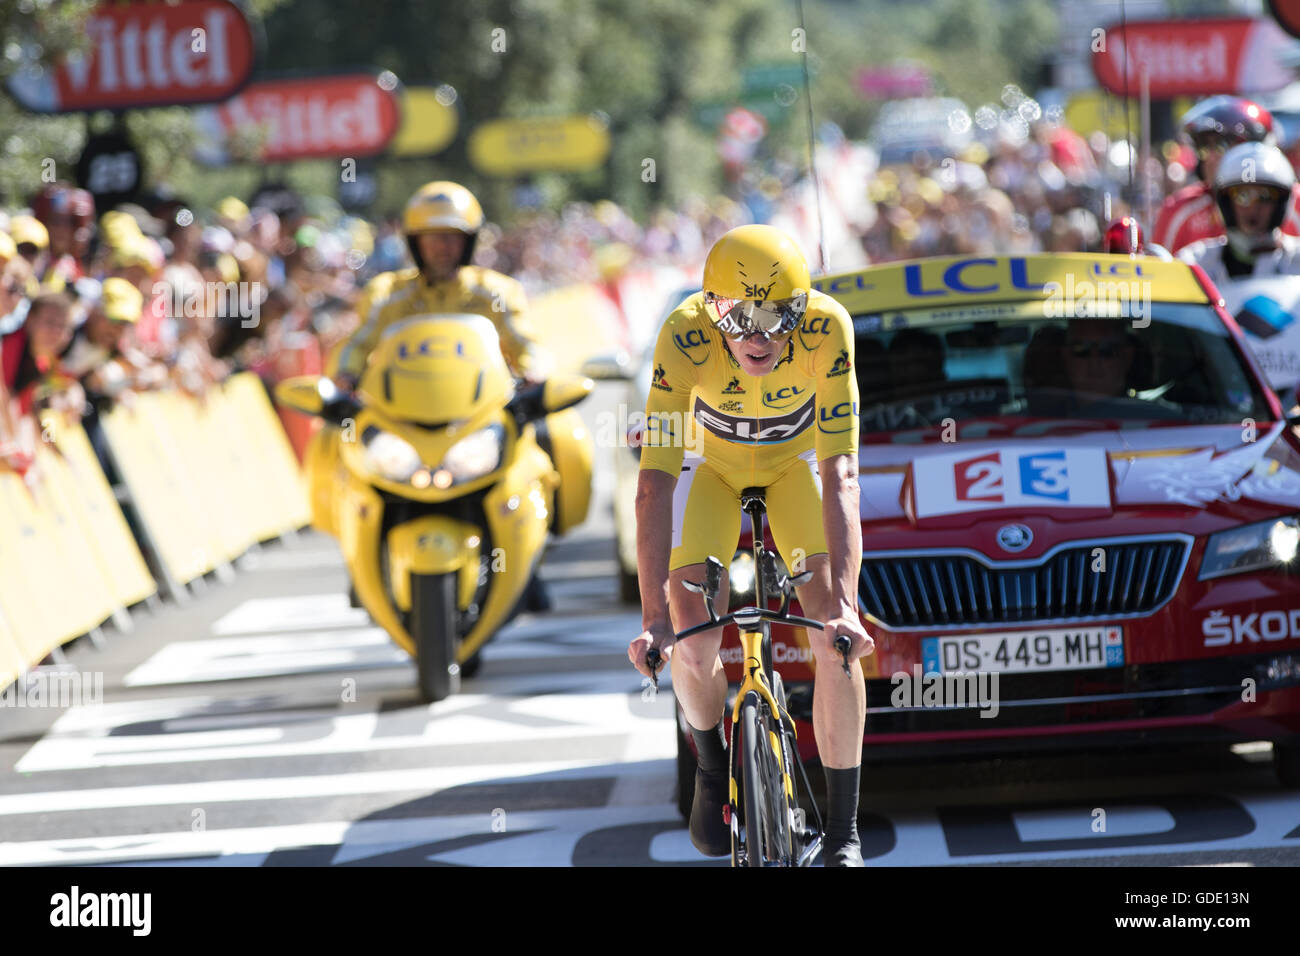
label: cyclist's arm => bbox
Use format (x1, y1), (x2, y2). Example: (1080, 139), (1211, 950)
(819, 453), (861, 617)
(637, 310), (697, 632)
(810, 298), (861, 616)
(636, 469), (676, 632)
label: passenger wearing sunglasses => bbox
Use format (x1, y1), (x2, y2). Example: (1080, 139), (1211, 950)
(1179, 142), (1300, 284)
(1153, 96), (1300, 254)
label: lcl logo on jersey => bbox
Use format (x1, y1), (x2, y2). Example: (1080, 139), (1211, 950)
(801, 315), (831, 336)
(693, 395), (814, 444)
(817, 400), (858, 433)
(763, 384), (807, 409)
(673, 328), (712, 365)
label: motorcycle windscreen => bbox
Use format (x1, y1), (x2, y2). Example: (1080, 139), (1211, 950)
(360, 317), (513, 424)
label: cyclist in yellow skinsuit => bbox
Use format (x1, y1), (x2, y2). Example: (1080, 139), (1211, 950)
(627, 224), (875, 866)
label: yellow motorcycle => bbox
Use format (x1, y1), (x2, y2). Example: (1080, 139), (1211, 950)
(276, 314), (594, 702)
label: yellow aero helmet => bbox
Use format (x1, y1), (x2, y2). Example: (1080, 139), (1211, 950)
(702, 224), (810, 337)
(403, 181), (484, 235)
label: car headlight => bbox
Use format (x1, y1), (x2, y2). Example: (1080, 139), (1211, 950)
(440, 424), (504, 483)
(362, 429), (422, 483)
(1200, 515), (1300, 580)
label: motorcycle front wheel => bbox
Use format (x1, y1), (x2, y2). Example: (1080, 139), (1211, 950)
(412, 572), (461, 703)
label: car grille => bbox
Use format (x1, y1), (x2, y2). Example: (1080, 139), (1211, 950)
(859, 538), (1189, 629)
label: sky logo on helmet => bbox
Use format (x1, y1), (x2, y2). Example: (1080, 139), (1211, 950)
(827, 348), (851, 377)
(738, 261), (780, 300)
(722, 377), (745, 395)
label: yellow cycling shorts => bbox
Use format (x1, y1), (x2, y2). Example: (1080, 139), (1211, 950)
(668, 448), (827, 572)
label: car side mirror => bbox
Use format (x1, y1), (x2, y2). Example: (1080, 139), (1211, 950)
(579, 351), (632, 381)
(543, 375), (594, 414)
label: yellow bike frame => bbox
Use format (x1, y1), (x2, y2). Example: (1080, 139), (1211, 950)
(729, 626), (797, 812)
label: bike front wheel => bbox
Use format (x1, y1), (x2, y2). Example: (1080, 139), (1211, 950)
(740, 692), (792, 866)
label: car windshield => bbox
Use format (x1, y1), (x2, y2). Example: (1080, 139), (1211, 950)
(852, 302), (1276, 440)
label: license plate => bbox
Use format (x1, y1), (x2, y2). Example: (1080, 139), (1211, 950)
(921, 626), (1123, 675)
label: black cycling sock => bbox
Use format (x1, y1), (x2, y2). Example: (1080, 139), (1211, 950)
(824, 765), (861, 847)
(691, 721), (728, 775)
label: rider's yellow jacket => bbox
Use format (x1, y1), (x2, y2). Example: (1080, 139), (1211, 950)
(333, 265), (542, 380)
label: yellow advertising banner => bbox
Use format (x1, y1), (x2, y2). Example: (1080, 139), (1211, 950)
(390, 87), (459, 157)
(469, 114), (611, 177)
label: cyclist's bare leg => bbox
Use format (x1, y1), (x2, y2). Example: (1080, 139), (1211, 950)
(666, 563), (730, 732)
(793, 553), (866, 769)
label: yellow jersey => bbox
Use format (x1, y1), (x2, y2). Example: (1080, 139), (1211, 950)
(333, 265), (542, 380)
(640, 289), (859, 478)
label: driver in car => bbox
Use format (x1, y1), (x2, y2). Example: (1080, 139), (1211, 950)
(1061, 318), (1137, 415)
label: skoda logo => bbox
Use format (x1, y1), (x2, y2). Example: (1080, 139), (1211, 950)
(996, 524), (1033, 553)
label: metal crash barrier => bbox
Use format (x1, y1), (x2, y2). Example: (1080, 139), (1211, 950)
(0, 372), (310, 689)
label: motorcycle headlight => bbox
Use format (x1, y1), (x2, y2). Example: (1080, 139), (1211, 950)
(1200, 514), (1300, 580)
(440, 424), (504, 483)
(361, 429), (422, 483)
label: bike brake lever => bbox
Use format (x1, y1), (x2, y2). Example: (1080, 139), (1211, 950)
(645, 648), (662, 689)
(704, 555), (724, 598)
(834, 636), (852, 677)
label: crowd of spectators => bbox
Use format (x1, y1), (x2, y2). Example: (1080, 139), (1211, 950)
(0, 99), (1253, 486)
(0, 182), (373, 483)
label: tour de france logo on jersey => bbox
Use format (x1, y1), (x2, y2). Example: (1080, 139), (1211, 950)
(722, 376), (746, 395)
(827, 348), (851, 377)
(652, 363), (672, 391)
(719, 399), (744, 412)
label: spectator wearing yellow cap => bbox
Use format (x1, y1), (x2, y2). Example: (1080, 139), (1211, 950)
(60, 277), (141, 381)
(9, 214), (49, 290)
(109, 235), (167, 350)
(216, 196), (252, 236)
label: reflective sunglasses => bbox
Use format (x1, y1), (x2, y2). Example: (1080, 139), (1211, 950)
(705, 290), (808, 338)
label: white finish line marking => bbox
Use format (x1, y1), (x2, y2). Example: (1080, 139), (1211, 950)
(125, 628), (408, 685)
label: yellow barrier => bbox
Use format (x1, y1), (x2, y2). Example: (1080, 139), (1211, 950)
(0, 602), (25, 693)
(98, 373), (309, 590)
(44, 416), (155, 610)
(0, 373), (309, 684)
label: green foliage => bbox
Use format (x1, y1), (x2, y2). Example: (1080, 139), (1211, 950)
(1, 0), (1060, 218)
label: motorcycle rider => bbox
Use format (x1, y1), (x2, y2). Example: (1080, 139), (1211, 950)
(329, 181), (554, 609)
(332, 181), (545, 390)
(1179, 142), (1300, 283)
(1153, 96), (1300, 253)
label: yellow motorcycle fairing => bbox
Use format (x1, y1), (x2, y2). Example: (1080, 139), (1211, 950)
(357, 314), (513, 425)
(335, 413), (557, 664)
(536, 407), (594, 536)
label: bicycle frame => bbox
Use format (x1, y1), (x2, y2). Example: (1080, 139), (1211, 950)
(660, 487), (845, 866)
